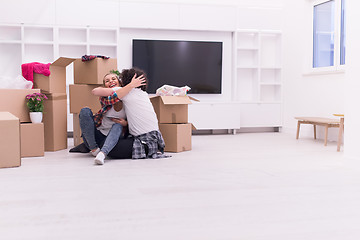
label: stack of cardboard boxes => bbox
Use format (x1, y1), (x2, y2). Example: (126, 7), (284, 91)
(33, 57), (75, 151)
(150, 95), (195, 153)
(69, 58), (117, 146)
(0, 88), (44, 168)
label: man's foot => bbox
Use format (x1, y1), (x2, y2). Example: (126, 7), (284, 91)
(90, 147), (100, 157)
(94, 152), (106, 165)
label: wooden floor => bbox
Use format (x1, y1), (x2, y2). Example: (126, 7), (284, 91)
(1, 132), (359, 240)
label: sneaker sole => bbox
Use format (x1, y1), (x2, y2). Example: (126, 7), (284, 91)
(94, 159), (104, 165)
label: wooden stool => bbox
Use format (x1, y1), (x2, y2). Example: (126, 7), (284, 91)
(333, 114), (344, 152)
(295, 117), (340, 146)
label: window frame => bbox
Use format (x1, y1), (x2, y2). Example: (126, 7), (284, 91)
(307, 0), (345, 74)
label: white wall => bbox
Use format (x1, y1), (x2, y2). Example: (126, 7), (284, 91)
(281, 0), (345, 141)
(344, 0), (360, 159)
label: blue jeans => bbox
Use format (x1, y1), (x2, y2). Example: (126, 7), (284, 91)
(79, 107), (124, 155)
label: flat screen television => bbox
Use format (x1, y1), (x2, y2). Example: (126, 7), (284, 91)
(132, 39), (223, 94)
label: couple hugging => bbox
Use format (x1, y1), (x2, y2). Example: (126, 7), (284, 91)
(77, 68), (168, 165)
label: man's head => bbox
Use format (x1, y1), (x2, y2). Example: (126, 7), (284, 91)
(120, 68), (148, 91)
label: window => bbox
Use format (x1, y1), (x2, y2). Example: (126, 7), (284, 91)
(312, 0), (346, 69)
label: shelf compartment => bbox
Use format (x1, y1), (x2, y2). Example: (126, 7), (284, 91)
(24, 27), (53, 42)
(0, 43), (22, 77)
(260, 33), (281, 67)
(236, 32), (259, 49)
(59, 28), (87, 43)
(59, 45), (87, 58)
(0, 26), (21, 41)
(24, 44), (54, 63)
(260, 68), (281, 84)
(89, 29), (117, 45)
(237, 68), (258, 102)
(237, 49), (258, 68)
(260, 84), (281, 102)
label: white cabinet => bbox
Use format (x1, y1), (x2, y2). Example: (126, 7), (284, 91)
(188, 102), (241, 130)
(235, 30), (282, 127)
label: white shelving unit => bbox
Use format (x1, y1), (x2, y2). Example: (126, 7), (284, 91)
(235, 29), (282, 128)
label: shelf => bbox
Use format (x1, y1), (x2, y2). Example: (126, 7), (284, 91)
(0, 26), (21, 41)
(24, 27), (53, 42)
(59, 27), (87, 43)
(89, 29), (117, 45)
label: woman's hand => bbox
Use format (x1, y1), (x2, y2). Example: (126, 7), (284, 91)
(129, 74), (146, 88)
(111, 118), (128, 126)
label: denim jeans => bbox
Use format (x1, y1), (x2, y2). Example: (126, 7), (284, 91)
(79, 107), (124, 155)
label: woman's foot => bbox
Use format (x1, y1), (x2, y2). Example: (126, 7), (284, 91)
(94, 151), (106, 165)
(90, 147), (100, 157)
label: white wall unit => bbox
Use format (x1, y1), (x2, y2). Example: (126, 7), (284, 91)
(235, 30), (282, 127)
(0, 2), (284, 132)
(189, 102), (241, 130)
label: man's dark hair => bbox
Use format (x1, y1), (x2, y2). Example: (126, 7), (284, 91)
(120, 68), (148, 92)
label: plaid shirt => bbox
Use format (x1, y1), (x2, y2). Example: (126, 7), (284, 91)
(93, 92), (121, 128)
(132, 130), (169, 159)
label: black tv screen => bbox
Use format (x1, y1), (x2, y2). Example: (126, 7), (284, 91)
(132, 39), (222, 94)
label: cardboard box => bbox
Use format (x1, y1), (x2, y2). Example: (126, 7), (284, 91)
(43, 93), (67, 151)
(72, 113), (83, 146)
(159, 123), (192, 153)
(0, 112), (20, 168)
(74, 58), (117, 85)
(33, 57), (75, 93)
(0, 89), (41, 123)
(150, 96), (194, 124)
(69, 84), (102, 113)
(20, 123), (44, 157)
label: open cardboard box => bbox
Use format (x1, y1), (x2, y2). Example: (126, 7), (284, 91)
(33, 57), (76, 93)
(150, 95), (199, 124)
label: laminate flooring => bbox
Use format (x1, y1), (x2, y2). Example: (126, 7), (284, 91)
(1, 132), (359, 240)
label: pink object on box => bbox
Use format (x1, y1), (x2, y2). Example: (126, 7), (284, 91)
(21, 62), (51, 88)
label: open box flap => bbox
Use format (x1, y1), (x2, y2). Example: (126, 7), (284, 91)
(52, 57), (76, 67)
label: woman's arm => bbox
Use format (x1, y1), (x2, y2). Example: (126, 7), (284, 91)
(92, 74), (146, 97)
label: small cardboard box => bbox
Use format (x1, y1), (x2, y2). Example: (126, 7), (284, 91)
(69, 84), (102, 113)
(74, 58), (117, 85)
(20, 123), (44, 157)
(0, 112), (20, 168)
(159, 123), (192, 153)
(0, 89), (41, 123)
(72, 113), (83, 146)
(43, 93), (67, 151)
(33, 57), (76, 93)
(150, 96), (194, 124)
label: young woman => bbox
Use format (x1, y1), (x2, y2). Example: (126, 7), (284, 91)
(79, 73), (144, 165)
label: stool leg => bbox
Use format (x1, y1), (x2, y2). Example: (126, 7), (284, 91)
(337, 118), (344, 152)
(313, 125), (316, 139)
(296, 121), (301, 139)
(324, 124), (328, 146)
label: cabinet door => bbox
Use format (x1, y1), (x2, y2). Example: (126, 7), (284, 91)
(189, 103), (241, 130)
(179, 4), (237, 31)
(119, 2), (179, 29)
(240, 103), (282, 127)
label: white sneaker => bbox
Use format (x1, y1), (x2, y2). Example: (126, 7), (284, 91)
(94, 152), (106, 165)
(90, 148), (100, 157)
